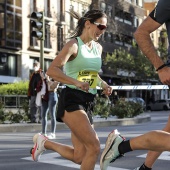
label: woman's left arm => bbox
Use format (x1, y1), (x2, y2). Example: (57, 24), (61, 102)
(96, 43), (113, 96)
(97, 74), (112, 96)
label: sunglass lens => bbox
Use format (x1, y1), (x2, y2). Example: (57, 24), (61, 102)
(98, 25), (106, 30)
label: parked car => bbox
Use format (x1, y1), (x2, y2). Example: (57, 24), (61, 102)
(147, 99), (170, 111)
(124, 97), (146, 110)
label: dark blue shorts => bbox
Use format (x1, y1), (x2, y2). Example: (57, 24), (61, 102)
(57, 86), (95, 124)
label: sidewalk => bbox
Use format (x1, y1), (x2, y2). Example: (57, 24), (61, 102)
(0, 113), (151, 133)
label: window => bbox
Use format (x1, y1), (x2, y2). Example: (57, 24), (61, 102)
(125, 0), (132, 3)
(115, 8), (123, 22)
(44, 59), (52, 72)
(44, 24), (51, 48)
(124, 12), (132, 25)
(30, 0), (37, 13)
(69, 5), (74, 30)
(123, 35), (133, 47)
(0, 53), (17, 76)
(138, 0), (143, 7)
(0, 3), (5, 46)
(133, 0), (137, 5)
(57, 26), (63, 51)
(105, 33), (114, 43)
(29, 57), (52, 72)
(0, 0), (22, 49)
(44, 0), (51, 17)
(100, 2), (106, 12)
(134, 16), (139, 27)
(115, 34), (123, 46)
(106, 5), (112, 17)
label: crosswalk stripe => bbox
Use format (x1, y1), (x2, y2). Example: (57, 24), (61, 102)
(22, 152), (129, 170)
(137, 151), (170, 161)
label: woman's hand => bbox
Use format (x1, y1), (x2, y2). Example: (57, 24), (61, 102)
(75, 81), (90, 93)
(101, 81), (112, 96)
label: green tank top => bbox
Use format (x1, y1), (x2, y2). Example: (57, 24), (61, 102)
(64, 37), (102, 94)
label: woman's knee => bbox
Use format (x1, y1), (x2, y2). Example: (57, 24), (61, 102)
(73, 142), (100, 164)
(87, 138), (101, 156)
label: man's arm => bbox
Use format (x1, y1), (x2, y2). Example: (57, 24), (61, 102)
(134, 16), (170, 85)
(134, 16), (163, 69)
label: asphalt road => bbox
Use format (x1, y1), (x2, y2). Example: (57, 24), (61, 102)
(0, 111), (170, 170)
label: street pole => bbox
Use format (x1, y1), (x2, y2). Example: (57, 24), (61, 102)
(40, 38), (44, 71)
(30, 11), (45, 71)
(40, 11), (44, 71)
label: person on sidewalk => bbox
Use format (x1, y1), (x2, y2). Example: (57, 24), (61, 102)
(28, 61), (43, 123)
(41, 75), (59, 139)
(30, 9), (112, 170)
(101, 0), (170, 169)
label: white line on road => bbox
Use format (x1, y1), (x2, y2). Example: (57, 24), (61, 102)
(22, 152), (129, 170)
(137, 151), (170, 161)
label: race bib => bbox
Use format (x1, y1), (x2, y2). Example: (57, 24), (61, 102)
(77, 70), (98, 88)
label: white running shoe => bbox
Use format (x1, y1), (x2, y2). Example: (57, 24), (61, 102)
(100, 129), (125, 170)
(48, 133), (56, 139)
(30, 133), (48, 161)
(133, 168), (140, 170)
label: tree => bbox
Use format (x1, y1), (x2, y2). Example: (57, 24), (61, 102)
(103, 44), (159, 83)
(157, 29), (168, 63)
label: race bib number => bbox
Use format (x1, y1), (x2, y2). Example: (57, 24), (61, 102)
(77, 70), (98, 88)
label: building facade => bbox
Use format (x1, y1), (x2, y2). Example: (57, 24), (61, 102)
(0, 0), (91, 84)
(90, 0), (146, 84)
(0, 0), (166, 91)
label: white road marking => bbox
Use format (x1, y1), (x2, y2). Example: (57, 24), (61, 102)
(137, 151), (170, 161)
(22, 152), (129, 170)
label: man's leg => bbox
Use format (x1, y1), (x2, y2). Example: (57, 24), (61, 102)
(136, 115), (170, 170)
(101, 129), (170, 170)
(41, 100), (49, 134)
(30, 96), (36, 123)
(36, 106), (42, 123)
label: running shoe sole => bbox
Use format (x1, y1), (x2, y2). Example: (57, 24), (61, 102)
(100, 129), (120, 169)
(30, 133), (48, 161)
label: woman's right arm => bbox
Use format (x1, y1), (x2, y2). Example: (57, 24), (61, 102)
(46, 39), (89, 91)
(47, 39), (78, 85)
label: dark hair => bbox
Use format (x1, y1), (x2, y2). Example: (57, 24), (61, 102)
(67, 9), (107, 39)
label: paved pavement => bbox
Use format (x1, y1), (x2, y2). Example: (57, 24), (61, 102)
(0, 112), (151, 133)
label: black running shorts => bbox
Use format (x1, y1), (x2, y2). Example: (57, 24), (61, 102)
(57, 86), (95, 124)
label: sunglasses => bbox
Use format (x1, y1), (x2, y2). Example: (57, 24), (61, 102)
(93, 22), (107, 30)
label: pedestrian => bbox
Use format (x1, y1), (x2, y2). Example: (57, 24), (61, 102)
(41, 75), (59, 139)
(100, 0), (170, 169)
(28, 60), (43, 123)
(30, 9), (112, 170)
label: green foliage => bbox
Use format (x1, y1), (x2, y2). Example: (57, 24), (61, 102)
(93, 95), (143, 119)
(111, 99), (143, 119)
(0, 101), (7, 123)
(104, 47), (158, 81)
(0, 95), (30, 124)
(0, 81), (29, 95)
(21, 99), (30, 121)
(93, 95), (111, 118)
(157, 30), (168, 62)
(6, 111), (24, 123)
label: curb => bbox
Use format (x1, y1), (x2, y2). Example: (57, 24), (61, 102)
(0, 114), (151, 133)
(94, 114), (151, 128)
